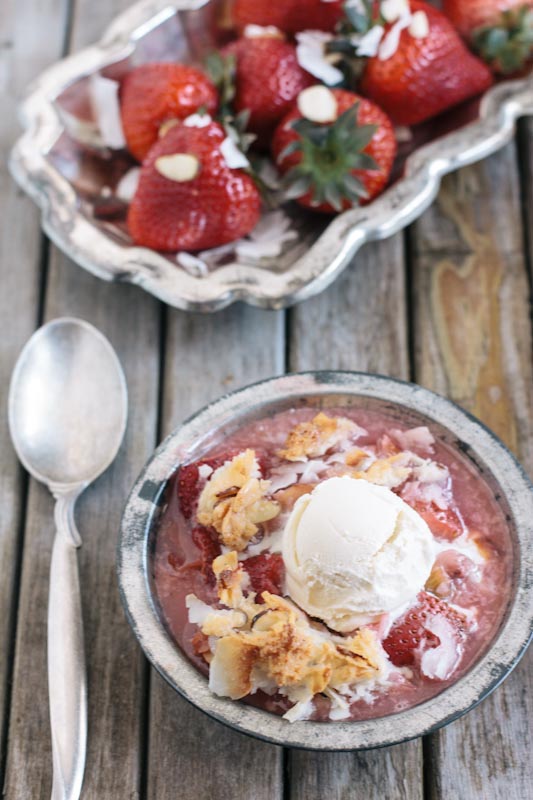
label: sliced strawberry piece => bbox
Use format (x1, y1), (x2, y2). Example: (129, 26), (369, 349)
(243, 553), (285, 598)
(120, 63), (218, 162)
(407, 499), (464, 541)
(191, 526), (222, 586)
(383, 591), (466, 667)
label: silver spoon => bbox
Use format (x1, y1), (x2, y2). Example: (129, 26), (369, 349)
(8, 317), (128, 800)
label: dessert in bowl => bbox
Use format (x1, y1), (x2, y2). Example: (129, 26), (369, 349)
(118, 373), (533, 748)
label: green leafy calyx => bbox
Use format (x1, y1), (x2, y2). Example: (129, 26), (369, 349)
(281, 103), (379, 211)
(473, 5), (533, 75)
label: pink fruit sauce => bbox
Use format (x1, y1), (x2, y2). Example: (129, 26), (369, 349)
(153, 406), (513, 722)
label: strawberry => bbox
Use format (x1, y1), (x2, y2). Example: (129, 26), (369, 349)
(127, 121), (260, 251)
(231, 0), (344, 33)
(272, 86), (396, 212)
(191, 526), (222, 585)
(442, 0), (533, 74)
(406, 499), (465, 541)
(120, 63), (218, 162)
(243, 553), (285, 597)
(383, 591), (466, 667)
(223, 36), (314, 146)
(359, 1), (494, 126)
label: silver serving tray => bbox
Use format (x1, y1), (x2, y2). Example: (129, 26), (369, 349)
(10, 0), (533, 311)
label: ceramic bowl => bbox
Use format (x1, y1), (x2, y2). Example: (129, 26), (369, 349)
(117, 372), (533, 749)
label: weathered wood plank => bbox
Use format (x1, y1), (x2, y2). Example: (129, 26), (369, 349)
(3, 0), (162, 796)
(0, 0), (69, 783)
(146, 306), (285, 800)
(411, 142), (533, 800)
(288, 238), (423, 800)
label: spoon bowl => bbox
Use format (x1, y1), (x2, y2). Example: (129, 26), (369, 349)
(8, 317), (127, 800)
(9, 317), (127, 488)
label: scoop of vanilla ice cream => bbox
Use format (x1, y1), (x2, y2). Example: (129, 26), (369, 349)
(282, 476), (436, 632)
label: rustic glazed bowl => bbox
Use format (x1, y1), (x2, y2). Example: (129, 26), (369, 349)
(118, 372), (533, 750)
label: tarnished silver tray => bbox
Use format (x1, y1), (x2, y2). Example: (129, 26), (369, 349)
(10, 0), (533, 311)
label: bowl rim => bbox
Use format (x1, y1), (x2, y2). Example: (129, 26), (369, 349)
(117, 371), (533, 750)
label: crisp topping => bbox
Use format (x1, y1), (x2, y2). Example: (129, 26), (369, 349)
(355, 452), (412, 488)
(203, 590), (384, 701)
(197, 450), (279, 551)
(278, 412), (364, 462)
(213, 551), (249, 608)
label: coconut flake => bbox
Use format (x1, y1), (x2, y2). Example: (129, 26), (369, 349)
(420, 616), (462, 680)
(381, 0), (410, 22)
(115, 167), (140, 202)
(409, 9), (429, 38)
(198, 463), (214, 479)
(283, 698), (315, 722)
(244, 23), (284, 38)
(184, 113), (212, 128)
(352, 25), (385, 56)
(186, 595), (216, 625)
(394, 125), (413, 142)
(378, 10), (411, 60)
(391, 426), (435, 454)
(295, 31), (344, 86)
(220, 136), (250, 169)
(89, 74), (126, 149)
(235, 210), (297, 260)
(176, 251), (209, 278)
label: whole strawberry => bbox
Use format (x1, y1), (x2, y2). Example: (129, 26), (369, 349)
(224, 35), (314, 146)
(359, 1), (494, 126)
(127, 121), (261, 251)
(120, 63), (218, 161)
(442, 0), (533, 74)
(272, 86), (396, 213)
(231, 0), (344, 33)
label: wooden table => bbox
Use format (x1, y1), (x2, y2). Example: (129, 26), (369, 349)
(2, 1), (533, 797)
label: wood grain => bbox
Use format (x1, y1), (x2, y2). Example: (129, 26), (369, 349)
(3, 0), (162, 797)
(146, 305), (285, 800)
(411, 143), (533, 800)
(288, 238), (423, 800)
(0, 0), (69, 782)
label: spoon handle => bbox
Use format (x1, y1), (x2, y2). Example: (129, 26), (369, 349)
(48, 494), (87, 800)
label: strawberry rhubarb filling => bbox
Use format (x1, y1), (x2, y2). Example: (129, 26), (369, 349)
(153, 408), (512, 722)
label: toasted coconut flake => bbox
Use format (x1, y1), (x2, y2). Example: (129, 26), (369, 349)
(207, 588), (384, 707)
(198, 450), (279, 551)
(355, 453), (412, 488)
(278, 412), (363, 462)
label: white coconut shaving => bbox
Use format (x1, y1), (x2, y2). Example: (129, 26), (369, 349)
(89, 74), (126, 149)
(295, 30), (344, 85)
(235, 210), (297, 260)
(184, 113), (212, 128)
(115, 167), (140, 202)
(420, 616), (462, 680)
(220, 136), (250, 169)
(176, 251), (209, 278)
